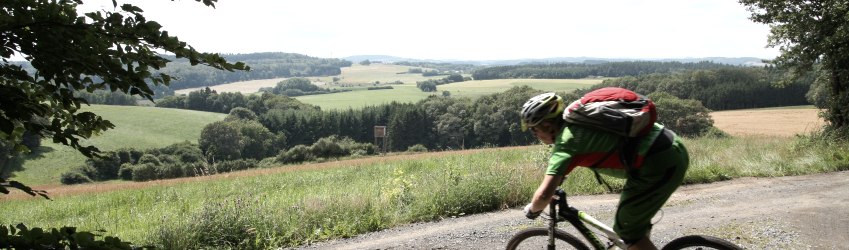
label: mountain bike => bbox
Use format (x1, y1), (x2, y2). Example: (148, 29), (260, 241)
(506, 188), (742, 250)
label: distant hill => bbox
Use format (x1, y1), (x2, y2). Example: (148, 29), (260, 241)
(343, 55), (769, 67)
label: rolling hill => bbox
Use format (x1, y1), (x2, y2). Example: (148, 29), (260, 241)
(4, 105), (225, 186)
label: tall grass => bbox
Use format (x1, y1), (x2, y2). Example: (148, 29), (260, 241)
(684, 135), (849, 183)
(1, 135), (846, 249)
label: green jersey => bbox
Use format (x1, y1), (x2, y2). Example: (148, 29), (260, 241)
(546, 123), (668, 178)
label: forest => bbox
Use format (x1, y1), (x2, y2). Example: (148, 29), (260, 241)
(156, 52), (352, 90)
(471, 61), (743, 80)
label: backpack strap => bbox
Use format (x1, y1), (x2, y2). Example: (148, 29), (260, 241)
(590, 128), (675, 193)
(589, 138), (624, 192)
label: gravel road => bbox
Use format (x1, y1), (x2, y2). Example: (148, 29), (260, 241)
(294, 170), (849, 249)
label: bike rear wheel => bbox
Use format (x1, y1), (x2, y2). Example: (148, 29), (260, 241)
(505, 228), (590, 250)
(661, 235), (743, 250)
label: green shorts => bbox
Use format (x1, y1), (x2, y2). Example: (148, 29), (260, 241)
(613, 136), (689, 242)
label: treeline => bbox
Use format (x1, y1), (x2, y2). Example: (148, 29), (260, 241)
(158, 52), (352, 90)
(394, 61), (481, 73)
(155, 87), (318, 114)
(245, 85), (717, 153)
(416, 74), (468, 92)
(257, 78), (350, 96)
(471, 61), (741, 80)
(73, 90), (137, 106)
(588, 67), (812, 110)
(257, 87), (540, 151)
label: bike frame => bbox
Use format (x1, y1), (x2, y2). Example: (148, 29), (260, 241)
(548, 188), (628, 250)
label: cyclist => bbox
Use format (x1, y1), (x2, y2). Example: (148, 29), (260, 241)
(519, 92), (689, 250)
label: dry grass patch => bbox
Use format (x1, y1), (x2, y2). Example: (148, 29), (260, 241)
(711, 107), (825, 137)
(174, 78), (286, 95)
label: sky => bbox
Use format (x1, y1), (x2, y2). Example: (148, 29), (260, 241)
(77, 0), (780, 61)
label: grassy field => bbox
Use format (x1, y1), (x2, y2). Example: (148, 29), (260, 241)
(1, 133), (846, 248)
(3, 105), (225, 186)
(174, 64), (444, 95)
(296, 78), (601, 110)
(170, 63), (603, 110)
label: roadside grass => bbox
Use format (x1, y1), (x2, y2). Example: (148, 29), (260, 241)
(2, 105), (224, 185)
(1, 134), (847, 248)
(684, 134), (849, 183)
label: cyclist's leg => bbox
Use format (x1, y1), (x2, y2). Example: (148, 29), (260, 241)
(614, 137), (690, 245)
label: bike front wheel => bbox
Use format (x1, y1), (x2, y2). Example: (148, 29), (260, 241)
(661, 235), (743, 250)
(505, 228), (590, 250)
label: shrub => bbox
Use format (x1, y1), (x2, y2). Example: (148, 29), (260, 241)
(131, 163), (158, 181)
(311, 137), (345, 159)
(157, 155), (178, 165)
(115, 148), (143, 164)
(702, 127), (731, 139)
(156, 164), (184, 179)
(118, 163), (134, 180)
(181, 163), (207, 177)
(649, 91), (714, 137)
(86, 153), (121, 180)
(283, 89), (304, 97)
(138, 154), (161, 166)
(257, 157), (278, 168)
(157, 142), (205, 163)
(60, 171), (92, 185)
(276, 145), (314, 164)
(406, 144), (428, 152)
(346, 143), (377, 156)
(214, 159), (258, 173)
(225, 107), (258, 121)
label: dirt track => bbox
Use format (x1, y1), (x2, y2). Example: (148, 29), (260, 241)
(297, 171), (849, 249)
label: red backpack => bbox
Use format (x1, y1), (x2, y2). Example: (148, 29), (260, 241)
(563, 87), (658, 185)
(563, 87), (657, 138)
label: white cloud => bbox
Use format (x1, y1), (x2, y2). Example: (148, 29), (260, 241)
(76, 0), (778, 60)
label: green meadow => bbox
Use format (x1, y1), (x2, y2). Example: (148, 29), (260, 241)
(3, 105), (225, 186)
(167, 63), (604, 110)
(1, 133), (846, 249)
(297, 78), (602, 110)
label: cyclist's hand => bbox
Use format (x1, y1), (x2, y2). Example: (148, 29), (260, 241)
(523, 203), (542, 219)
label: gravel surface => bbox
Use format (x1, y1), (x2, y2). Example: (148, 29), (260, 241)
(292, 171), (849, 249)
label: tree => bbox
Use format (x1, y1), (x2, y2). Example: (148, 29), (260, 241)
(649, 92), (715, 137)
(225, 107), (258, 122)
(740, 0), (849, 131)
(1, 0), (249, 161)
(198, 121), (243, 162)
(272, 78), (319, 94)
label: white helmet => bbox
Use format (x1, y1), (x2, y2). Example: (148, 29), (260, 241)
(520, 93), (564, 131)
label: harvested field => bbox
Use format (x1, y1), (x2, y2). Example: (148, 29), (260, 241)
(174, 78), (286, 95)
(711, 107), (826, 137)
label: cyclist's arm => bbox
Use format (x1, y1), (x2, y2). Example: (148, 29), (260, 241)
(528, 174), (564, 213)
